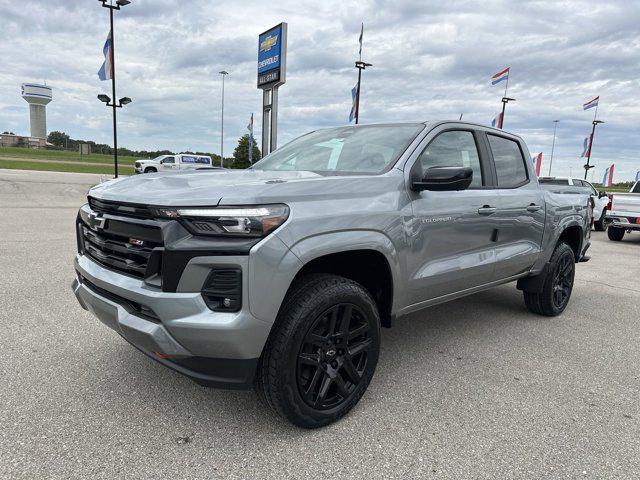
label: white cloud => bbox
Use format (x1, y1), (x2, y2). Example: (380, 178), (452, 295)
(0, 0), (639, 179)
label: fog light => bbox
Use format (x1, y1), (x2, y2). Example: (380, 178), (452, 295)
(201, 268), (242, 312)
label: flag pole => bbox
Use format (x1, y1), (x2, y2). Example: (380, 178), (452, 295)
(109, 7), (118, 178)
(354, 23), (371, 125)
(500, 72), (509, 129)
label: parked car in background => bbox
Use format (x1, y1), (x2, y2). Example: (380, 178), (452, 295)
(72, 121), (593, 428)
(605, 181), (640, 241)
(135, 154), (214, 174)
(538, 176), (609, 230)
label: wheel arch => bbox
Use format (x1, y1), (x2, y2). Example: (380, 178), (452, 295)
(285, 231), (401, 328)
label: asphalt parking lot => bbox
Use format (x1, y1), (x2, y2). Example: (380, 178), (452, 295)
(1, 169), (639, 479)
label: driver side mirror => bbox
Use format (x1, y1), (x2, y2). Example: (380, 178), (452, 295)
(598, 191), (607, 198)
(411, 166), (473, 192)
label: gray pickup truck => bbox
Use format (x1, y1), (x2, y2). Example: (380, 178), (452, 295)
(72, 121), (592, 428)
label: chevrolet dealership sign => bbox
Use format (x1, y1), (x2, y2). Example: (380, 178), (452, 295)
(258, 23), (287, 88)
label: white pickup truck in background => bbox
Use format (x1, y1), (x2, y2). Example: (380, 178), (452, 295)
(134, 154), (215, 174)
(606, 181), (640, 241)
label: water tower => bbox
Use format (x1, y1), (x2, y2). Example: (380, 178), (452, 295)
(21, 83), (52, 139)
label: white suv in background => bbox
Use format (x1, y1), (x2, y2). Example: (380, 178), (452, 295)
(538, 177), (610, 231)
(135, 154), (215, 174)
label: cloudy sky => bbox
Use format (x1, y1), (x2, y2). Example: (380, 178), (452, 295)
(1, 0), (639, 181)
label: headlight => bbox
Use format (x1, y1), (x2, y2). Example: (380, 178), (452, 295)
(151, 204), (289, 237)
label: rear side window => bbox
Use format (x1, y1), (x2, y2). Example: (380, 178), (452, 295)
(539, 178), (569, 185)
(487, 134), (528, 187)
(632, 182), (640, 193)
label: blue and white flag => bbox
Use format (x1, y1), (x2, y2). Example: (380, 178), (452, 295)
(349, 84), (358, 123)
(98, 30), (113, 81)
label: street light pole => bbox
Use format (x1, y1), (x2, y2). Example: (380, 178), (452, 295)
(219, 71), (228, 167)
(98, 0), (131, 178)
(548, 119), (559, 176)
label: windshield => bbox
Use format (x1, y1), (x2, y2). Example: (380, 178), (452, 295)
(252, 124), (424, 174)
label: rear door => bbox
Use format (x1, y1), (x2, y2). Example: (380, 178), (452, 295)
(404, 126), (501, 303)
(484, 133), (545, 279)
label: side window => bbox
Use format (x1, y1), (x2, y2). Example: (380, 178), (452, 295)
(163, 156), (175, 164)
(487, 135), (528, 188)
(417, 131), (483, 188)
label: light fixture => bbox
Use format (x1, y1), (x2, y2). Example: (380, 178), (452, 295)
(119, 96), (132, 105)
(98, 94), (111, 103)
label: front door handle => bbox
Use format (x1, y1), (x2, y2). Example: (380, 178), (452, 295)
(478, 206), (497, 215)
(526, 204), (542, 212)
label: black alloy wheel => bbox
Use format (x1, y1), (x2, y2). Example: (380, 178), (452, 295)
(297, 303), (372, 410)
(523, 242), (576, 316)
(551, 252), (574, 310)
(256, 274), (380, 428)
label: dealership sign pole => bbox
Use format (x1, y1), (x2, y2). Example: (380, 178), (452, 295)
(257, 23), (287, 156)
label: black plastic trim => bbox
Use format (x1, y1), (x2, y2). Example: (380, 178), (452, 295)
(129, 343), (259, 390)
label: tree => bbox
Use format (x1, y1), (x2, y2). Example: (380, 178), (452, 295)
(231, 134), (261, 169)
(47, 131), (70, 147)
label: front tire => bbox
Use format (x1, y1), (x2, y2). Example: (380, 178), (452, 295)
(257, 274), (380, 428)
(144, 167), (157, 173)
(523, 242), (575, 317)
(607, 227), (625, 241)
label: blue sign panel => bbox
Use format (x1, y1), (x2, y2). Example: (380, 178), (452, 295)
(258, 25), (282, 74)
(257, 23), (286, 88)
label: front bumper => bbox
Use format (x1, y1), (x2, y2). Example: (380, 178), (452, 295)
(72, 254), (270, 389)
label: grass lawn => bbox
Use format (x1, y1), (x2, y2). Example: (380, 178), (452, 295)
(0, 159), (134, 175)
(0, 146), (138, 165)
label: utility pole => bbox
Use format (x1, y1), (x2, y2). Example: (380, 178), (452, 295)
(98, 0), (131, 178)
(219, 71), (228, 167)
(548, 119), (559, 176)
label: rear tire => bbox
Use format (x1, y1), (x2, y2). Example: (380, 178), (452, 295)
(257, 274), (380, 428)
(594, 209), (607, 231)
(607, 227), (625, 241)
(523, 242), (575, 317)
(144, 167), (157, 173)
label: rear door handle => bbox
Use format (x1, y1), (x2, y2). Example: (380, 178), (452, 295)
(478, 206), (497, 215)
(526, 204), (542, 212)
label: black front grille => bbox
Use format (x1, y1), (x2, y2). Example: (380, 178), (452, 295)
(89, 197), (153, 219)
(80, 221), (163, 279)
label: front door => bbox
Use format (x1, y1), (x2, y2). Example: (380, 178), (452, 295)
(405, 128), (500, 304)
(160, 156), (176, 171)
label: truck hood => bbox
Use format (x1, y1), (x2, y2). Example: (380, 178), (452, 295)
(88, 169), (400, 206)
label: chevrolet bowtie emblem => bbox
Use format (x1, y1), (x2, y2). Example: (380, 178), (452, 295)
(88, 212), (106, 231)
